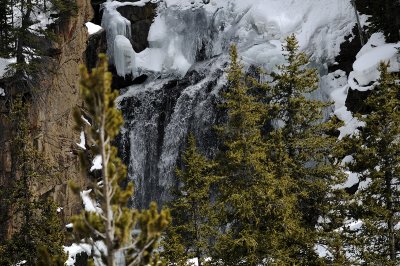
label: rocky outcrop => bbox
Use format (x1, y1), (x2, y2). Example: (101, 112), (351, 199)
(33, 0), (94, 219)
(0, 0), (94, 238)
(117, 2), (157, 53)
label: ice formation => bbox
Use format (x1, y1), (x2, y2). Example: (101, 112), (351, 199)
(101, 1), (133, 64)
(103, 0), (356, 78)
(114, 35), (136, 77)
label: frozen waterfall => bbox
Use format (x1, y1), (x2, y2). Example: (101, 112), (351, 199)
(101, 0), (361, 207)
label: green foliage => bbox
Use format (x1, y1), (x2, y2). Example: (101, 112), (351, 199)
(51, 0), (78, 19)
(340, 62), (400, 265)
(162, 134), (218, 266)
(71, 54), (170, 266)
(0, 96), (65, 266)
(0, 0), (14, 58)
(210, 44), (308, 265)
(264, 34), (346, 263)
(0, 0), (78, 82)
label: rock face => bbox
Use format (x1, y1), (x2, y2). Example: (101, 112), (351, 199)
(117, 2), (157, 52)
(0, 0), (94, 238)
(34, 0), (94, 219)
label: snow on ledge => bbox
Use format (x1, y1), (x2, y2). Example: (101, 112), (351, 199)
(349, 38), (400, 91)
(64, 243), (92, 266)
(85, 22), (103, 35)
(80, 189), (102, 213)
(90, 155), (102, 172)
(76, 131), (86, 150)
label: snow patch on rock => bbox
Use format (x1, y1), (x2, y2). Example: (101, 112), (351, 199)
(85, 22), (103, 35)
(80, 189), (102, 213)
(349, 34), (400, 91)
(76, 131), (86, 150)
(90, 155), (102, 172)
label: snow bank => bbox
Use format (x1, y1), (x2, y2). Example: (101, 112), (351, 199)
(65, 241), (107, 266)
(350, 43), (400, 90)
(356, 32), (386, 59)
(0, 88), (4, 97)
(349, 34), (400, 91)
(323, 70), (365, 139)
(85, 22), (103, 35)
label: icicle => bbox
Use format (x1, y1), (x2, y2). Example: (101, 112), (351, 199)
(114, 35), (136, 77)
(101, 1), (132, 64)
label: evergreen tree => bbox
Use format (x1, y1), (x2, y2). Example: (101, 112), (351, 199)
(341, 62), (400, 265)
(0, 96), (65, 266)
(70, 54), (170, 266)
(264, 34), (345, 263)
(0, 0), (77, 80)
(162, 134), (217, 266)
(0, 0), (14, 57)
(212, 45), (305, 265)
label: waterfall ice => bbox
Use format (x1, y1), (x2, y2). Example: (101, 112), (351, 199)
(114, 35), (136, 77)
(103, 0), (356, 78)
(101, 1), (133, 64)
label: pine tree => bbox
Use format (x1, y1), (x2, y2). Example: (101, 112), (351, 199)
(341, 62), (400, 265)
(265, 34), (345, 263)
(211, 45), (305, 265)
(162, 134), (217, 266)
(0, 0), (14, 57)
(0, 0), (77, 80)
(0, 96), (65, 266)
(70, 54), (170, 266)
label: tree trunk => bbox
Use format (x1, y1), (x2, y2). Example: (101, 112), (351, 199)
(351, 0), (365, 46)
(101, 115), (116, 266)
(385, 172), (395, 262)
